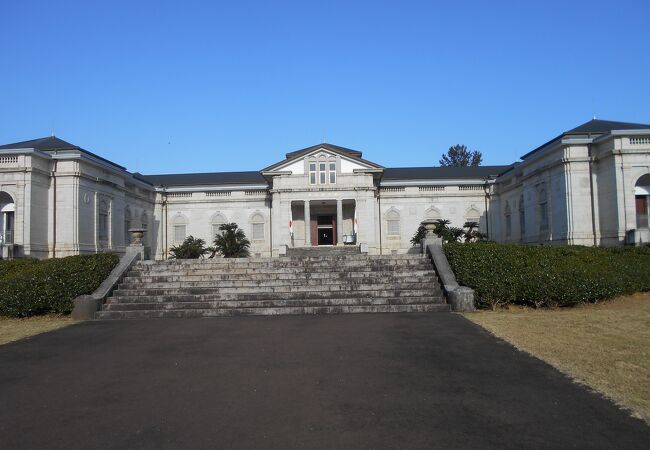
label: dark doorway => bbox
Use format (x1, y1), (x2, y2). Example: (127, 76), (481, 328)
(317, 215), (334, 245)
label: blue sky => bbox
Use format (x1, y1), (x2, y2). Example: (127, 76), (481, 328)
(1, 0), (649, 174)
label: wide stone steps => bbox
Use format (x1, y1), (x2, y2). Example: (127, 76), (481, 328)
(107, 289), (438, 304)
(103, 295), (443, 310)
(118, 273), (436, 285)
(136, 254), (428, 266)
(97, 253), (448, 319)
(95, 303), (449, 319)
(113, 282), (441, 296)
(131, 259), (432, 270)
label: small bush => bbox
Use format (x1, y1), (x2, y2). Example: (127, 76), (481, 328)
(169, 236), (209, 259)
(444, 243), (650, 309)
(0, 253), (120, 317)
(411, 218), (486, 246)
(211, 223), (250, 258)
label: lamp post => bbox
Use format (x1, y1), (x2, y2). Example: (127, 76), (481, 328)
(483, 177), (491, 239)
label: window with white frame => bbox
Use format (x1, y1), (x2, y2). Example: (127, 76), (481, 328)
(211, 213), (227, 238)
(465, 207), (480, 227)
(141, 212), (148, 231)
(250, 213), (265, 240)
(173, 215), (187, 243)
(309, 163), (317, 185)
(98, 200), (109, 241)
(124, 207), (132, 244)
(386, 209), (400, 236)
(539, 189), (548, 232)
(329, 162), (336, 184)
(319, 163), (326, 184)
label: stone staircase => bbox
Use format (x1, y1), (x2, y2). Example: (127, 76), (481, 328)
(95, 253), (449, 319)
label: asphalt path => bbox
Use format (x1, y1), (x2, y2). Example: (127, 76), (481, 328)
(1, 313), (648, 449)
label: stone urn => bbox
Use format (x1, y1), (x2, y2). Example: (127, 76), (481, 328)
(420, 219), (438, 238)
(128, 228), (146, 246)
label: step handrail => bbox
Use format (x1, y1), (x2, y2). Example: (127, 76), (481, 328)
(423, 237), (475, 312)
(71, 245), (145, 320)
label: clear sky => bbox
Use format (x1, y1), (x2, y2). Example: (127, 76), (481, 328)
(1, 0), (649, 174)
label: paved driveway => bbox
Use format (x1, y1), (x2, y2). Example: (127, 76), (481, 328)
(0, 314), (648, 449)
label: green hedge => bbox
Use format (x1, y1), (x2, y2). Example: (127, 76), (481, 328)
(0, 253), (120, 317)
(443, 243), (650, 309)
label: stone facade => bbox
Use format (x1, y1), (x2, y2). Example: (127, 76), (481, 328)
(1, 119), (649, 260)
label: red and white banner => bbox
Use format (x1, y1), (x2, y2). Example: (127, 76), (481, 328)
(289, 207), (294, 236)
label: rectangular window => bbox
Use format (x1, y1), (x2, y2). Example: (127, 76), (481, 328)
(387, 219), (400, 236)
(329, 162), (336, 184)
(252, 223), (264, 240)
(309, 163), (316, 185)
(98, 213), (108, 240)
(637, 196), (649, 229)
(174, 225), (186, 242)
(125, 220), (131, 244)
(540, 202), (548, 231)
(319, 163), (326, 184)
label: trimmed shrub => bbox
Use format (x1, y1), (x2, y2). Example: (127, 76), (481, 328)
(443, 243), (650, 309)
(0, 253), (120, 317)
(0, 258), (39, 280)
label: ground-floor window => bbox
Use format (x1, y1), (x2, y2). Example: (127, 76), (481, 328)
(174, 225), (186, 242)
(637, 195), (648, 229)
(386, 210), (400, 236)
(251, 213), (265, 240)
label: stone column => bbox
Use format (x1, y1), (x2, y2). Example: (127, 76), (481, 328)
(304, 200), (311, 247)
(336, 199), (343, 246)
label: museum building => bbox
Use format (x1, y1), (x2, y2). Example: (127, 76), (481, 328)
(0, 119), (649, 260)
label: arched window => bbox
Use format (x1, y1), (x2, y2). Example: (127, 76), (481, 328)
(518, 195), (525, 240)
(124, 207), (132, 244)
(211, 212), (228, 238)
(0, 191), (15, 245)
(425, 206), (441, 221)
(465, 207), (481, 227)
(172, 214), (187, 243)
(504, 201), (512, 239)
(386, 209), (400, 236)
(98, 200), (109, 242)
(250, 213), (265, 240)
(635, 174), (650, 229)
(539, 188), (548, 232)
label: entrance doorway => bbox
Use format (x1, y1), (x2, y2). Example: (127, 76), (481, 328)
(317, 215), (334, 245)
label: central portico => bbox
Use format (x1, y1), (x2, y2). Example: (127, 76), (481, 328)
(263, 143), (383, 254)
(288, 199), (357, 247)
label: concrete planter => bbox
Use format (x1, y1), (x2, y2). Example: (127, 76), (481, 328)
(128, 228), (146, 245)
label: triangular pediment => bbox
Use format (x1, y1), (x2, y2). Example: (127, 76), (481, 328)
(262, 143), (383, 174)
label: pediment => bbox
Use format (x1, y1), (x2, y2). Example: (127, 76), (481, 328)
(262, 144), (383, 175)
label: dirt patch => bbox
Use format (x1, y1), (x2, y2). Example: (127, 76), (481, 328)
(0, 315), (74, 345)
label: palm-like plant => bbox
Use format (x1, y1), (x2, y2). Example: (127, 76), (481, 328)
(210, 223), (250, 258)
(169, 236), (209, 259)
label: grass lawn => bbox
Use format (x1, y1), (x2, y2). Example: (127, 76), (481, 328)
(464, 292), (650, 423)
(0, 315), (74, 345)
